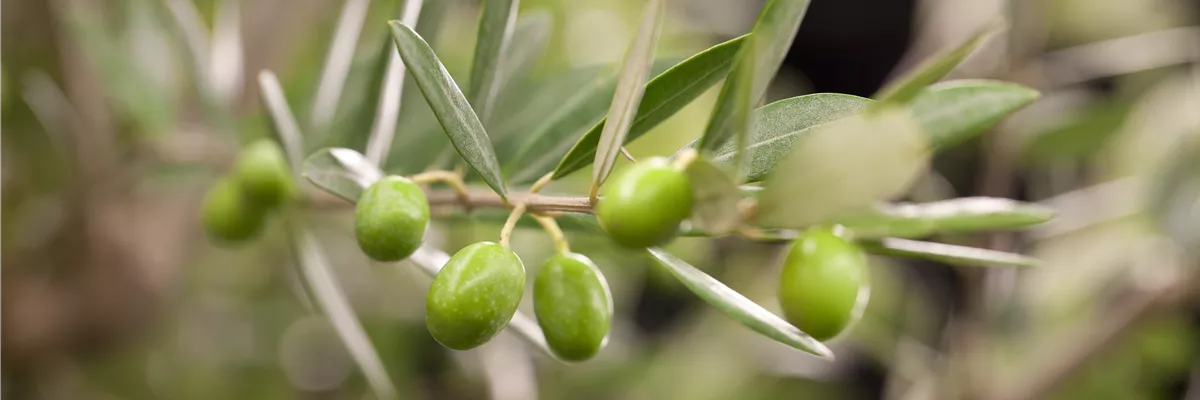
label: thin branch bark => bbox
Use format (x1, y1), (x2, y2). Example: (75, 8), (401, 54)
(305, 186), (595, 214)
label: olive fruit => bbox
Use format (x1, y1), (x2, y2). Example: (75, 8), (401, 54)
(534, 253), (612, 361)
(426, 242), (525, 350)
(596, 157), (693, 248)
(201, 177), (265, 243)
(778, 227), (870, 341)
(354, 176), (430, 261)
(233, 139), (294, 208)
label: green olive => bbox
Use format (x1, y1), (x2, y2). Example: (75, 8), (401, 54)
(201, 177), (265, 243)
(534, 253), (612, 361)
(354, 176), (430, 261)
(233, 138), (294, 208)
(596, 157), (693, 248)
(778, 227), (870, 341)
(426, 242), (525, 350)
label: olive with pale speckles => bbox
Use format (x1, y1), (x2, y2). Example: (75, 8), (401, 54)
(534, 253), (612, 361)
(426, 242), (525, 350)
(354, 175), (429, 261)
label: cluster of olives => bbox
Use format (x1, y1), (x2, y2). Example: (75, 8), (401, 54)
(202, 139), (294, 243)
(596, 158), (869, 341)
(354, 176), (613, 361)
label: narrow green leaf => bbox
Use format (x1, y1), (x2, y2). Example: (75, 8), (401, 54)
(727, 42), (758, 176)
(873, 23), (1000, 105)
(324, 35), (394, 151)
(507, 70), (615, 184)
(303, 147), (385, 202)
(504, 59), (682, 185)
(860, 238), (1038, 268)
(689, 93), (873, 182)
(389, 21), (507, 198)
(834, 197), (1056, 239)
(498, 11), (553, 87)
(697, 0), (813, 152)
(755, 108), (930, 228)
(591, 0), (665, 190)
(365, 0), (425, 166)
(310, 0), (370, 132)
(647, 248), (835, 359)
(467, 0), (520, 123)
(292, 228), (398, 399)
(1147, 134), (1200, 251)
(257, 71), (306, 179)
(551, 35), (748, 180)
(684, 155), (744, 234)
(913, 79), (1040, 149)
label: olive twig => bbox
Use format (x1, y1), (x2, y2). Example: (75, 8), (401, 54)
(411, 170), (471, 209)
(498, 202), (528, 248)
(532, 214), (570, 254)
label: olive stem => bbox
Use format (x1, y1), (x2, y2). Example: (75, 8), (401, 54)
(529, 172), (554, 194)
(588, 182), (600, 205)
(410, 170), (472, 210)
(532, 215), (570, 254)
(498, 202), (527, 248)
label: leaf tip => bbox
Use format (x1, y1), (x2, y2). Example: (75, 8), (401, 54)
(813, 343), (836, 360)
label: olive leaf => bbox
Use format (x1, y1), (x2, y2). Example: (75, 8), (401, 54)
(834, 197), (1056, 239)
(860, 237), (1038, 268)
(683, 155), (744, 234)
(365, 0), (426, 166)
(309, 0), (371, 134)
(505, 59), (686, 185)
(647, 248), (835, 359)
(754, 107), (931, 228)
(292, 228), (398, 399)
(506, 70), (616, 184)
(257, 71), (306, 179)
(389, 21), (507, 198)
(1147, 134), (1200, 252)
(467, 0), (519, 123)
(303, 147), (385, 202)
(551, 35), (748, 180)
(913, 79), (1040, 149)
(590, 0), (665, 191)
(873, 22), (1000, 105)
(684, 93), (873, 182)
(497, 11), (553, 92)
(697, 0), (813, 153)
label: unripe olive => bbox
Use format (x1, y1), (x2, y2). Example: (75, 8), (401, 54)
(426, 242), (525, 350)
(778, 227), (870, 341)
(596, 157), (693, 248)
(201, 177), (265, 243)
(534, 253), (612, 361)
(354, 176), (430, 261)
(233, 139), (294, 208)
